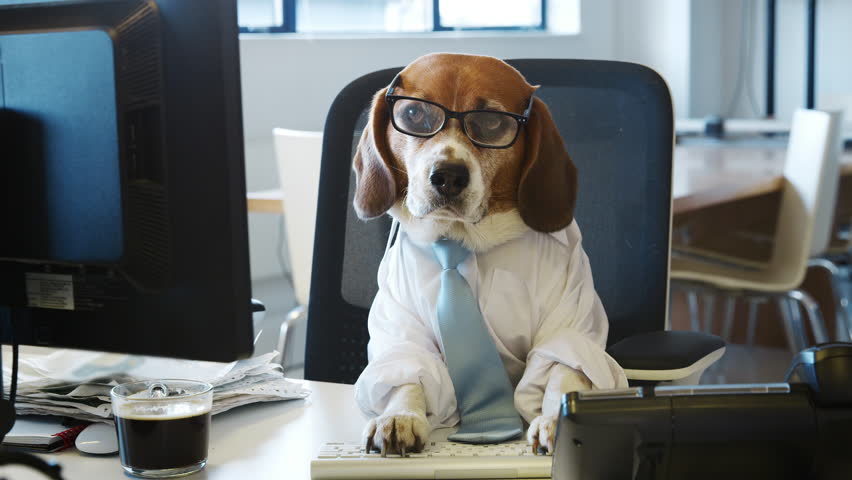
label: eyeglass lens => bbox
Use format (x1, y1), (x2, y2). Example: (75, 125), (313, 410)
(393, 99), (444, 135)
(463, 111), (518, 147)
(392, 99), (519, 147)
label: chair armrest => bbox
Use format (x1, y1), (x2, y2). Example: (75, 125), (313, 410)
(607, 331), (726, 384)
(276, 305), (307, 366)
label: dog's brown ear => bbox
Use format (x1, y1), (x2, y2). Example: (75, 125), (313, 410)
(353, 87), (401, 219)
(518, 96), (578, 232)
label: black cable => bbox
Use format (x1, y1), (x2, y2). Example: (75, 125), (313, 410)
(9, 343), (17, 407)
(0, 324), (65, 480)
(0, 451), (64, 480)
(0, 334), (3, 401)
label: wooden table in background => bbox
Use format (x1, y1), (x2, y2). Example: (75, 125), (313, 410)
(246, 188), (286, 214)
(672, 145), (852, 266)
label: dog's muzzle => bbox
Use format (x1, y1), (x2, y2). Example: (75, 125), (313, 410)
(429, 162), (470, 199)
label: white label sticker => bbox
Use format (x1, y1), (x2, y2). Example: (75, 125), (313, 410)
(25, 273), (75, 311)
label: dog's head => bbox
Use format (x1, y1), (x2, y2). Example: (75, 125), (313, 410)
(353, 53), (577, 247)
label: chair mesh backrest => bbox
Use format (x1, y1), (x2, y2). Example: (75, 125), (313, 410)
(306, 60), (673, 384)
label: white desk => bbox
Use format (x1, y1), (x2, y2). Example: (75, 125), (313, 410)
(1, 380), (364, 480)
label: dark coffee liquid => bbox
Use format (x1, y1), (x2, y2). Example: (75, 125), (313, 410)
(115, 412), (210, 470)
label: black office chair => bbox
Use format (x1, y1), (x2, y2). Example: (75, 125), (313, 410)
(305, 59), (724, 386)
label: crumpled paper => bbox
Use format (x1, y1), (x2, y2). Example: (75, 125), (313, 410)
(1, 347), (310, 423)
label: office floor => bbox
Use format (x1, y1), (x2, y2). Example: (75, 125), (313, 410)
(252, 274), (804, 385)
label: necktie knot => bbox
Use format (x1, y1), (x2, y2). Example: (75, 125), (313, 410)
(432, 238), (470, 270)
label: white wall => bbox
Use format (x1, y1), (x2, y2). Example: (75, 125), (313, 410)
(242, 0), (852, 281)
(612, 0), (691, 118)
(240, 1), (614, 140)
(687, 0), (768, 119)
(687, 0), (852, 121)
(776, 0), (852, 119)
(241, 0), (617, 280)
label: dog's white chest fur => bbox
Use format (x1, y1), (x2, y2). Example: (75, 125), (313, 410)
(389, 205), (532, 253)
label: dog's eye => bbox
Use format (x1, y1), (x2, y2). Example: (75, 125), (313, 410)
(480, 114), (504, 131)
(405, 105), (426, 124)
(465, 112), (517, 146)
(394, 100), (443, 135)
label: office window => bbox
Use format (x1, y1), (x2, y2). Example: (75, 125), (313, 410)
(238, 0), (292, 32)
(435, 0), (544, 30)
(297, 0), (431, 33)
(238, 0), (552, 33)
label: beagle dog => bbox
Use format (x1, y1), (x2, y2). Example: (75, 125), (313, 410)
(352, 53), (622, 455)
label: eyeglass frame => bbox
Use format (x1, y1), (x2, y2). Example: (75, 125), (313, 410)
(384, 73), (536, 149)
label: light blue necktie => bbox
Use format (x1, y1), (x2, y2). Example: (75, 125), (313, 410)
(432, 238), (523, 444)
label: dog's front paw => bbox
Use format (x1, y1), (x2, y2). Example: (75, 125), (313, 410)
(364, 412), (429, 456)
(527, 415), (558, 455)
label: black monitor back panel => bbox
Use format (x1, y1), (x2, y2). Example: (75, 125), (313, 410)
(0, 0), (254, 362)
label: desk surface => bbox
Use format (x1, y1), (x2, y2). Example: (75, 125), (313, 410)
(2, 380), (362, 480)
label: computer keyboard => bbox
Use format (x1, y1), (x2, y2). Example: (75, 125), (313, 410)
(311, 440), (552, 479)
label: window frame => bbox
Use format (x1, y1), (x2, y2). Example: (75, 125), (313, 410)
(239, 0), (548, 34)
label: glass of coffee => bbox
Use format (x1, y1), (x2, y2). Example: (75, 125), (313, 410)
(111, 379), (213, 478)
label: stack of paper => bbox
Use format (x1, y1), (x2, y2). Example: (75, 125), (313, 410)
(3, 416), (87, 452)
(1, 348), (310, 423)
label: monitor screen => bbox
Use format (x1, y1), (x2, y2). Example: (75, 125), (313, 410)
(2, 29), (123, 264)
(0, 0), (254, 362)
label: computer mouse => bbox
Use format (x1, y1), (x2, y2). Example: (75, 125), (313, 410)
(786, 342), (852, 406)
(75, 422), (119, 455)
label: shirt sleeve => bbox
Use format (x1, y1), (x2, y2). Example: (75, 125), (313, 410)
(353, 239), (460, 429)
(514, 222), (628, 422)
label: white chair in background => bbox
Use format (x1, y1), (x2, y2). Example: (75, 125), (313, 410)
(272, 128), (323, 367)
(671, 109), (844, 353)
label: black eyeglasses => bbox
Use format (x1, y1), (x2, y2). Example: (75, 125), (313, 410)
(385, 73), (535, 149)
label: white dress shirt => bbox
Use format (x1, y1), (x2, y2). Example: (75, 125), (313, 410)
(354, 220), (628, 428)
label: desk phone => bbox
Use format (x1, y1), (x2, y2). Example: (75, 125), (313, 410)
(554, 343), (852, 480)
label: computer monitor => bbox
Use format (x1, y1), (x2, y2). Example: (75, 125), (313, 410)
(0, 0), (255, 362)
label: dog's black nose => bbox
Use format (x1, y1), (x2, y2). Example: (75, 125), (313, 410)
(429, 163), (470, 198)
